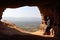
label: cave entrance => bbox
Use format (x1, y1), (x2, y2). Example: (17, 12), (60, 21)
(2, 6), (42, 32)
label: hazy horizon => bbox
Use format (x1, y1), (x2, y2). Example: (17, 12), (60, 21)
(2, 6), (42, 32)
(2, 17), (41, 32)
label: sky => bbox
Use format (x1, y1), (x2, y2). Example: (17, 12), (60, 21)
(2, 6), (41, 18)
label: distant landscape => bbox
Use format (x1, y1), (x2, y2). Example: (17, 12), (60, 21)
(2, 17), (41, 32)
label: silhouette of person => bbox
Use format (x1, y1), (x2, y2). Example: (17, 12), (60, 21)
(44, 16), (54, 35)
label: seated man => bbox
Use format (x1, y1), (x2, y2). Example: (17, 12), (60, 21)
(44, 16), (54, 35)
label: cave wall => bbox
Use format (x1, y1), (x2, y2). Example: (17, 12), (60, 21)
(38, 1), (60, 37)
(0, 0), (60, 38)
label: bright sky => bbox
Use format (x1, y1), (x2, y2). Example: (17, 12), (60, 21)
(2, 6), (41, 18)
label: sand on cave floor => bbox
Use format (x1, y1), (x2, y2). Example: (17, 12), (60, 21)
(20, 29), (54, 37)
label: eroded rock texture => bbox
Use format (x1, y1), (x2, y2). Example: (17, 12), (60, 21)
(0, 0), (60, 40)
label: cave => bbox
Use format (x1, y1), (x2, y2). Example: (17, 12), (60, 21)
(0, 0), (60, 40)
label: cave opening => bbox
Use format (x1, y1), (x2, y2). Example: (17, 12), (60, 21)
(2, 6), (42, 32)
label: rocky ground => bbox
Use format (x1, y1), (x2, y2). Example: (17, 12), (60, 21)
(0, 20), (57, 40)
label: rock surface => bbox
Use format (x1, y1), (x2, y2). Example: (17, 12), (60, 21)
(0, 20), (55, 40)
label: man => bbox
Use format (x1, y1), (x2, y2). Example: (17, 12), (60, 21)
(44, 16), (54, 35)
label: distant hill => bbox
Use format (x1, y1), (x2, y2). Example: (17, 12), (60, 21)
(2, 17), (41, 32)
(2, 17), (41, 22)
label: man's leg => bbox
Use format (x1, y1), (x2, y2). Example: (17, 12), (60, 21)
(44, 26), (52, 35)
